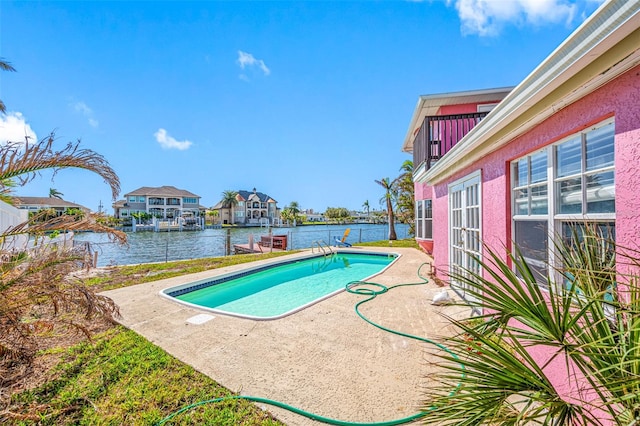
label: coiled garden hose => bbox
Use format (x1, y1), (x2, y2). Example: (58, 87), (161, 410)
(156, 263), (459, 426)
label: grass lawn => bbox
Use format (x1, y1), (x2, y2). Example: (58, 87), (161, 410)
(4, 240), (420, 425)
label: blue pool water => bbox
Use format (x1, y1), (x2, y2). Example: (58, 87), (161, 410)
(161, 252), (398, 320)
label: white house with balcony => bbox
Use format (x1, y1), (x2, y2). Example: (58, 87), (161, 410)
(112, 186), (204, 219)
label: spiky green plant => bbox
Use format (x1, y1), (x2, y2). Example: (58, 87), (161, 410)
(424, 226), (640, 425)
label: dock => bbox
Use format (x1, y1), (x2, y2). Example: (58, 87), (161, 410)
(232, 243), (285, 254)
(233, 234), (288, 255)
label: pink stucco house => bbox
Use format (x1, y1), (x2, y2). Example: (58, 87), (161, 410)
(403, 0), (639, 303)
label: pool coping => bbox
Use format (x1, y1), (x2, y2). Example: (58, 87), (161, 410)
(102, 247), (472, 425)
(159, 250), (402, 321)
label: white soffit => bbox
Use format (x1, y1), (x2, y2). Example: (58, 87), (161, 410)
(422, 0), (640, 184)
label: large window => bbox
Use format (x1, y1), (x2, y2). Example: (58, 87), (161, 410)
(511, 119), (615, 287)
(415, 199), (433, 239)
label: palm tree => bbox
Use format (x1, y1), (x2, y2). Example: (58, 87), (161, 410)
(280, 207), (293, 225)
(0, 133), (125, 367)
(288, 201), (300, 216)
(0, 58), (16, 114)
(362, 200), (370, 221)
(287, 201), (301, 224)
(206, 209), (219, 225)
(49, 187), (64, 199)
(220, 190), (238, 225)
(423, 226), (640, 425)
(375, 177), (397, 240)
(394, 160), (415, 235)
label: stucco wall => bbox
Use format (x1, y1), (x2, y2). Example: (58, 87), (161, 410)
(426, 64), (640, 281)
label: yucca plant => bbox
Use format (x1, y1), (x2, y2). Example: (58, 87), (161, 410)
(424, 225), (640, 425)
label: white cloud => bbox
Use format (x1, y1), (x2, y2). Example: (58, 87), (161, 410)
(236, 50), (271, 79)
(72, 101), (99, 128)
(154, 128), (192, 151)
(0, 112), (37, 145)
(448, 0), (596, 36)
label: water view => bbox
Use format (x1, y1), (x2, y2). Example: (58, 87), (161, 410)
(74, 223), (410, 267)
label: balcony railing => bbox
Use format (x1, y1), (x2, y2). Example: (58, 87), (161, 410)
(413, 112), (488, 171)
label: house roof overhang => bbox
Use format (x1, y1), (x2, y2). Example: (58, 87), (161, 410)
(401, 87), (514, 153)
(413, 0), (640, 185)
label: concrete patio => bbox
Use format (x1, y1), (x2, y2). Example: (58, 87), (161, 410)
(102, 247), (472, 425)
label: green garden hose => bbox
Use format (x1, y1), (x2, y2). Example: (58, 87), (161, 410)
(156, 263), (459, 426)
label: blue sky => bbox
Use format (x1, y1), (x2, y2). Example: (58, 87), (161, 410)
(0, 0), (603, 214)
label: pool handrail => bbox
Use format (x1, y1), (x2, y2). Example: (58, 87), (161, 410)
(311, 240), (333, 256)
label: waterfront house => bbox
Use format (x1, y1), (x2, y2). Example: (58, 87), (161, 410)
(13, 196), (91, 215)
(113, 186), (204, 219)
(211, 188), (278, 225)
(304, 209), (325, 222)
(403, 0), (639, 288)
(402, 1), (639, 418)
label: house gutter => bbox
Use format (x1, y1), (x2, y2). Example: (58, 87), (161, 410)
(416, 0), (640, 186)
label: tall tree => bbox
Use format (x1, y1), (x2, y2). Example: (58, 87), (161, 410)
(280, 207), (294, 224)
(0, 133), (125, 370)
(375, 177), (397, 240)
(0, 58), (16, 114)
(206, 209), (219, 225)
(362, 200), (370, 220)
(49, 187), (64, 199)
(287, 201), (300, 215)
(394, 160), (415, 235)
(287, 201), (302, 224)
(220, 190), (238, 224)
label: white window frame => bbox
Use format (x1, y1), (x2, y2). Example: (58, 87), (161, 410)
(415, 199), (433, 240)
(511, 118), (615, 286)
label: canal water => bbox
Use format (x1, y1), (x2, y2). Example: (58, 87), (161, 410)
(74, 223), (410, 267)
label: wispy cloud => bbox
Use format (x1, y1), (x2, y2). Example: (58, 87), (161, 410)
(0, 112), (38, 145)
(72, 101), (99, 128)
(444, 0), (599, 36)
(154, 128), (192, 151)
(237, 50), (270, 81)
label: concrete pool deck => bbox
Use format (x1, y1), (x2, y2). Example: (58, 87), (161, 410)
(102, 247), (472, 425)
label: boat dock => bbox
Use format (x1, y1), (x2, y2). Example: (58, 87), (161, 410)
(233, 234), (288, 255)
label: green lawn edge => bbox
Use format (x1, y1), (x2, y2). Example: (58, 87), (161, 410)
(6, 240), (419, 425)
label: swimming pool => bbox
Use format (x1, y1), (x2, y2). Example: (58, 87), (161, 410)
(160, 251), (399, 320)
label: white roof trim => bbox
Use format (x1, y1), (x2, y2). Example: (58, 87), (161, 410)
(420, 0), (640, 184)
(401, 87), (513, 152)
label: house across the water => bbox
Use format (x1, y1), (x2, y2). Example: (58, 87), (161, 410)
(13, 196), (91, 215)
(112, 186), (205, 220)
(211, 188), (278, 226)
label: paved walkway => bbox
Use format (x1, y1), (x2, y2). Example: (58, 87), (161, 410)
(103, 247), (472, 425)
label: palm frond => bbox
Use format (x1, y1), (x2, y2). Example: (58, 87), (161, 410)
(426, 227), (640, 425)
(0, 133), (120, 200)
